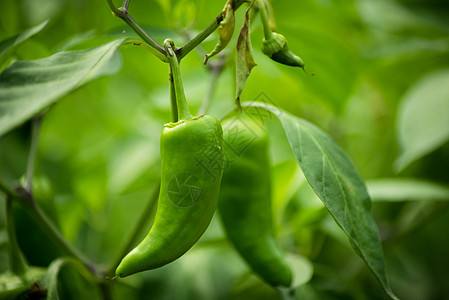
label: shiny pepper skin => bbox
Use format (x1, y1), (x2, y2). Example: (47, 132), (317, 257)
(116, 115), (224, 277)
(218, 114), (292, 287)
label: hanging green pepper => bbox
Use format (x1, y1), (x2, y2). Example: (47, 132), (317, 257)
(262, 32), (304, 68)
(116, 40), (225, 277)
(218, 113), (292, 287)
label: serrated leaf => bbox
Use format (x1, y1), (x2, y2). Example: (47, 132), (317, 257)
(235, 7), (257, 105)
(0, 38), (125, 137)
(367, 178), (449, 202)
(243, 102), (398, 300)
(395, 69), (449, 171)
(204, 0), (235, 64)
(0, 20), (48, 59)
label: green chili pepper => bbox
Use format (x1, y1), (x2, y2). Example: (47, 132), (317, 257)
(218, 113), (292, 287)
(115, 40), (225, 277)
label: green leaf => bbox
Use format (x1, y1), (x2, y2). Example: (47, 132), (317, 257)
(367, 178), (449, 202)
(43, 259), (66, 300)
(42, 258), (99, 300)
(235, 6), (257, 105)
(0, 38), (125, 137)
(395, 69), (449, 171)
(243, 102), (398, 300)
(0, 20), (48, 60)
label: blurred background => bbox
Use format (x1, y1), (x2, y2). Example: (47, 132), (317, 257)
(1, 0), (449, 299)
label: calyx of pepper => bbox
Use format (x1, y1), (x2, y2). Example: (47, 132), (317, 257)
(261, 32), (304, 68)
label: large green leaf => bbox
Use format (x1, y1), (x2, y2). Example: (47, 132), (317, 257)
(0, 38), (125, 137)
(395, 69), (449, 171)
(243, 102), (398, 300)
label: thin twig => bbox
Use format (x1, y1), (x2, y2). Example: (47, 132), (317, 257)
(123, 39), (168, 62)
(176, 14), (225, 60)
(107, 0), (249, 62)
(179, 29), (208, 62)
(106, 0), (166, 56)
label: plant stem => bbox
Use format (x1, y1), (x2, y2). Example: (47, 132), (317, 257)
(121, 0), (130, 10)
(108, 179), (160, 275)
(123, 39), (169, 63)
(108, 0), (249, 62)
(106, 0), (166, 57)
(176, 0), (249, 60)
(258, 0), (273, 39)
(178, 29), (227, 116)
(169, 69), (178, 122)
(165, 39), (193, 121)
(176, 14), (224, 60)
(25, 115), (43, 194)
(5, 196), (28, 276)
(32, 200), (95, 270)
(179, 28), (209, 60)
(0, 182), (98, 276)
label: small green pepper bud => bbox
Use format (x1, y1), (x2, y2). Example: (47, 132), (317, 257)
(261, 32), (305, 68)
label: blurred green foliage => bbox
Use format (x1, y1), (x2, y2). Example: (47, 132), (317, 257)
(1, 0), (449, 299)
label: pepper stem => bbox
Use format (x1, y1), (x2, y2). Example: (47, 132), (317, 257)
(258, 0), (273, 40)
(164, 39), (193, 121)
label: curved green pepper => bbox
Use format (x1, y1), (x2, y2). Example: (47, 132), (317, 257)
(116, 40), (225, 277)
(218, 113), (292, 287)
(116, 115), (224, 277)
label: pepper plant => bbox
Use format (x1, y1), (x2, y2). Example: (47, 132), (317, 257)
(1, 0), (449, 299)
